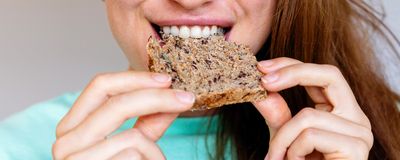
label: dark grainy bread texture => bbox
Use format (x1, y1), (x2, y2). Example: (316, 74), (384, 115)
(147, 35), (267, 110)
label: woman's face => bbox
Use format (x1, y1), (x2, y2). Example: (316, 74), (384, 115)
(106, 0), (276, 70)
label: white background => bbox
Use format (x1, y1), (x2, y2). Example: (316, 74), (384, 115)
(0, 0), (399, 120)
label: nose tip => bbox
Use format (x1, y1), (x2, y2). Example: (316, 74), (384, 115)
(172, 0), (211, 10)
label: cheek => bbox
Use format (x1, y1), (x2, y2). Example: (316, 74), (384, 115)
(106, 0), (152, 71)
(233, 0), (276, 53)
(242, 0), (276, 27)
(240, 0), (276, 14)
(107, 0), (145, 40)
(113, 0), (145, 8)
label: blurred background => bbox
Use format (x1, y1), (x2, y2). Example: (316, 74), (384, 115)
(0, 0), (399, 120)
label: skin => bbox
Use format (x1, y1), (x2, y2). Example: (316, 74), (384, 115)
(52, 0), (373, 159)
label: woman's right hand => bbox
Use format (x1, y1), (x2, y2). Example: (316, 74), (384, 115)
(52, 71), (195, 160)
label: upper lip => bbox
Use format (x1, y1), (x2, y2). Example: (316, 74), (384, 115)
(151, 17), (234, 28)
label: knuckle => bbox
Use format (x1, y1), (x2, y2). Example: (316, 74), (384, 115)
(123, 148), (142, 159)
(297, 108), (316, 120)
(282, 66), (296, 76)
(300, 128), (317, 140)
(52, 139), (65, 160)
(361, 114), (372, 129)
(124, 129), (146, 146)
(362, 128), (374, 149)
(286, 128), (316, 159)
(104, 92), (135, 112)
(55, 124), (65, 138)
(267, 117), (286, 129)
(296, 108), (319, 129)
(65, 154), (80, 160)
(286, 142), (301, 159)
(350, 137), (365, 149)
(367, 131), (374, 149)
(105, 94), (123, 106)
(351, 138), (370, 158)
(136, 120), (160, 141)
(55, 119), (70, 138)
(148, 89), (165, 98)
(286, 147), (295, 159)
(53, 134), (87, 160)
(90, 73), (112, 89)
(322, 64), (342, 76)
(298, 108), (315, 117)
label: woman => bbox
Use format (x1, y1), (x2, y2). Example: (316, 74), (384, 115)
(1, 0), (399, 160)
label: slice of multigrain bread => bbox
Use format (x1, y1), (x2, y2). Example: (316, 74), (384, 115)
(147, 35), (267, 110)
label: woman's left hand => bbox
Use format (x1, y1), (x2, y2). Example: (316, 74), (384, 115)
(253, 57), (374, 160)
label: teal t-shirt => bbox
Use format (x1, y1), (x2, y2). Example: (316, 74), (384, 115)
(0, 92), (229, 160)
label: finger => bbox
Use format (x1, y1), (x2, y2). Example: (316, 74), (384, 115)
(57, 71), (172, 138)
(260, 63), (365, 122)
(258, 57), (328, 105)
(268, 108), (373, 160)
(53, 89), (194, 159)
(257, 57), (302, 74)
(63, 129), (165, 160)
(134, 113), (179, 141)
(110, 148), (142, 160)
(252, 92), (292, 140)
(285, 128), (369, 160)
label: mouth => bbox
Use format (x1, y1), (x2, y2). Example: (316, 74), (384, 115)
(150, 23), (232, 40)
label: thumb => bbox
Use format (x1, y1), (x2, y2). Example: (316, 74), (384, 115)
(133, 113), (179, 141)
(252, 92), (292, 140)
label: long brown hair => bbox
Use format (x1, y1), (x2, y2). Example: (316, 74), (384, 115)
(210, 0), (400, 159)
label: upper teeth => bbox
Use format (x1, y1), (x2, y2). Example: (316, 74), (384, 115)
(162, 25), (224, 38)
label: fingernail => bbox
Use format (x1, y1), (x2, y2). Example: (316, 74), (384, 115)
(258, 60), (274, 68)
(262, 73), (279, 83)
(152, 73), (171, 83)
(175, 90), (195, 104)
